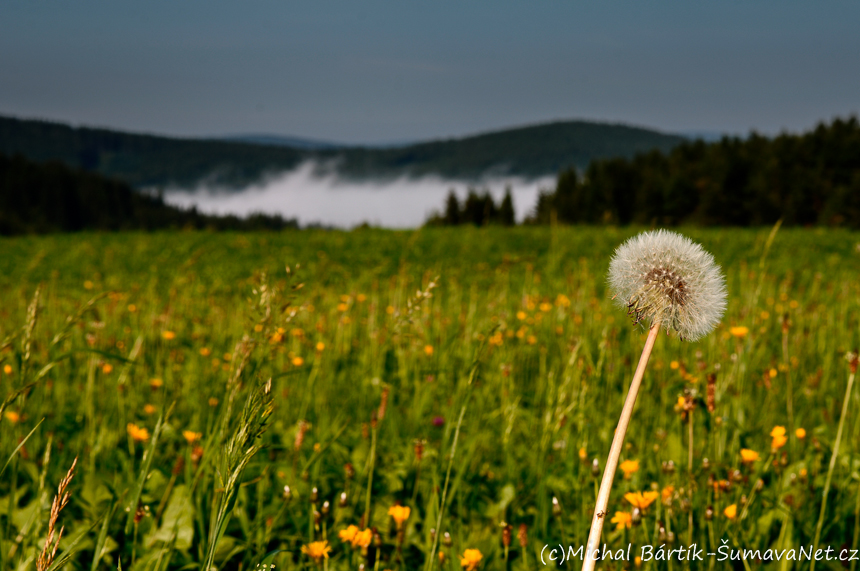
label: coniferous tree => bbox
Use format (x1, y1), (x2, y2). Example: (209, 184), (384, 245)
(499, 187), (515, 226)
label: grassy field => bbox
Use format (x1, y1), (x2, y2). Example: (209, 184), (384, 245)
(0, 226), (859, 570)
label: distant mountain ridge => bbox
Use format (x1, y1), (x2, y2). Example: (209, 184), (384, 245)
(0, 114), (685, 189)
(218, 134), (347, 150)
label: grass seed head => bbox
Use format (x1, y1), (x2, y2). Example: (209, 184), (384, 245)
(608, 230), (727, 341)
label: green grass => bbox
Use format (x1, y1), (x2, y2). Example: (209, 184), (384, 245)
(1, 226), (859, 570)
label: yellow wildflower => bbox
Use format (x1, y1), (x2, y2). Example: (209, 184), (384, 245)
(143, 404), (156, 415)
(619, 459), (639, 479)
(624, 491), (659, 510)
(128, 303), (137, 313)
(199, 347), (211, 357)
(338, 525), (358, 543)
(730, 326), (749, 338)
(578, 447), (587, 461)
(388, 505), (411, 528)
(301, 540), (331, 563)
(127, 423), (150, 442)
(3, 364), (12, 375)
(162, 331), (176, 340)
(352, 528), (372, 548)
(150, 378), (164, 389)
(316, 342), (325, 352)
(670, 360), (680, 370)
(183, 430), (202, 444)
(795, 428), (806, 439)
(661, 486), (674, 503)
(539, 302), (552, 312)
(292, 356), (304, 367)
(5, 410), (20, 423)
(740, 448), (759, 463)
(724, 504), (737, 519)
(768, 368), (778, 378)
(516, 311), (526, 320)
(102, 363), (113, 374)
(771, 425), (787, 450)
(460, 549), (483, 571)
(424, 345), (434, 356)
(611, 511), (633, 530)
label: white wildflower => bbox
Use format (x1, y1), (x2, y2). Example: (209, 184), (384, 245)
(608, 230), (727, 341)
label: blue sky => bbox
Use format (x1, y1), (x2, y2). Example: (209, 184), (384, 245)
(1, 1), (858, 143)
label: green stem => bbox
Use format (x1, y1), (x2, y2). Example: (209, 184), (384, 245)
(364, 425), (377, 527)
(810, 368), (856, 571)
(425, 358), (481, 571)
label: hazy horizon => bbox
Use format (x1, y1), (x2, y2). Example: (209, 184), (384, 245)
(163, 161), (554, 228)
(3, 2), (857, 144)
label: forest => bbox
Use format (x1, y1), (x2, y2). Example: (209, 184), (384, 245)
(0, 153), (297, 234)
(526, 116), (860, 228)
(0, 115), (683, 187)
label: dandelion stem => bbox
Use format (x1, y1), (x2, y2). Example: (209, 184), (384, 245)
(810, 365), (856, 571)
(581, 323), (660, 571)
(688, 406), (694, 546)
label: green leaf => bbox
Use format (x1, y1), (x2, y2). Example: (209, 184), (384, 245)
(0, 418), (43, 479)
(150, 485), (194, 550)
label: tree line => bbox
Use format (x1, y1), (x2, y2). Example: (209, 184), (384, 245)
(0, 153), (297, 235)
(425, 188), (515, 227)
(526, 117), (860, 228)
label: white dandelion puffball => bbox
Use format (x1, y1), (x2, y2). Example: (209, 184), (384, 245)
(608, 230), (727, 341)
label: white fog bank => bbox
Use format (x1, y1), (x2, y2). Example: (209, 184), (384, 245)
(163, 162), (555, 228)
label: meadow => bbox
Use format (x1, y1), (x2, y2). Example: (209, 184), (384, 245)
(0, 226), (858, 570)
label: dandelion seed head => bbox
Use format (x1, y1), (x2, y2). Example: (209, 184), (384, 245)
(608, 230), (727, 341)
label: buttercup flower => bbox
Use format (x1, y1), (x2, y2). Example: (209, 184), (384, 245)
(624, 491), (659, 510)
(182, 430), (201, 444)
(730, 326), (749, 338)
(795, 428), (806, 439)
(301, 541), (331, 564)
(771, 426), (787, 450)
(661, 486), (674, 503)
(127, 423), (150, 442)
(352, 528), (372, 548)
(460, 548), (483, 571)
(608, 230), (727, 341)
(339, 525), (358, 543)
(611, 511), (633, 530)
(724, 504), (738, 519)
(388, 505), (411, 529)
(740, 448), (760, 463)
(619, 459), (639, 479)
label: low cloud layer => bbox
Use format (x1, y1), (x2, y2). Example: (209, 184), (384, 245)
(164, 161), (555, 228)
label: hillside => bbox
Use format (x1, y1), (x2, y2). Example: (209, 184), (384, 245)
(0, 116), (304, 189)
(327, 121), (685, 179)
(0, 115), (684, 188)
(528, 116), (860, 228)
(0, 153), (296, 234)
